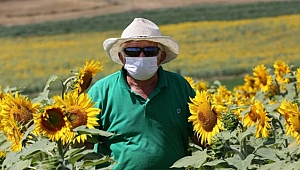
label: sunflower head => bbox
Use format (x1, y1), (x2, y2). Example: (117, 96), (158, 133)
(53, 91), (100, 144)
(75, 59), (103, 93)
(34, 105), (70, 142)
(221, 112), (239, 132)
(188, 90), (223, 145)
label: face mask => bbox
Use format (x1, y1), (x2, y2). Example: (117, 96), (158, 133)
(124, 56), (159, 80)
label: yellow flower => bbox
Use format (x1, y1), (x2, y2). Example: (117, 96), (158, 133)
(296, 68), (300, 90)
(195, 80), (209, 91)
(278, 99), (300, 142)
(253, 64), (273, 93)
(184, 76), (196, 89)
(75, 59), (103, 94)
(0, 150), (6, 158)
(243, 98), (271, 138)
(211, 85), (232, 114)
(53, 91), (100, 144)
(34, 105), (70, 142)
(188, 90), (223, 145)
(233, 74), (257, 98)
(274, 60), (291, 84)
(0, 92), (40, 152)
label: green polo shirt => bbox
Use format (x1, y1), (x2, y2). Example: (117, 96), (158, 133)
(88, 66), (195, 169)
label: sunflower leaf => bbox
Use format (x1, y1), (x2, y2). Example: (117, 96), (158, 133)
(73, 126), (115, 137)
(68, 149), (95, 164)
(43, 74), (62, 91)
(255, 147), (280, 161)
(171, 150), (207, 168)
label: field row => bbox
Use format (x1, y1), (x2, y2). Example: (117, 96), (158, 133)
(0, 14), (299, 93)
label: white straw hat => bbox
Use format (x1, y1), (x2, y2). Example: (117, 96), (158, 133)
(103, 18), (179, 65)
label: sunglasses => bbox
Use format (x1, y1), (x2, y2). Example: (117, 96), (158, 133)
(123, 47), (160, 57)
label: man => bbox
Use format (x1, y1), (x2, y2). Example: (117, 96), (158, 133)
(88, 18), (198, 169)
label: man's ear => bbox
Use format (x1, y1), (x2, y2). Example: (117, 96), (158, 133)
(158, 51), (167, 64)
(118, 52), (125, 65)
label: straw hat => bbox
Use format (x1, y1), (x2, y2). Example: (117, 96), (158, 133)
(103, 18), (179, 65)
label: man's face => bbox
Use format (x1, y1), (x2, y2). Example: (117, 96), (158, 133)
(118, 40), (166, 65)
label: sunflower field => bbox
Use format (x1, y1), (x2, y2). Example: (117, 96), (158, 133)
(1, 1), (300, 169)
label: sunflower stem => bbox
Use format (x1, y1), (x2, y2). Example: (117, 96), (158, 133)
(238, 121), (247, 156)
(62, 76), (77, 96)
(57, 139), (65, 162)
(224, 143), (245, 160)
(274, 118), (288, 147)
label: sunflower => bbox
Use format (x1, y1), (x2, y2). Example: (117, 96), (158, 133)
(34, 105), (70, 142)
(243, 98), (271, 138)
(188, 90), (223, 145)
(211, 86), (232, 114)
(296, 68), (300, 90)
(253, 64), (273, 93)
(195, 80), (209, 91)
(53, 91), (100, 144)
(277, 99), (299, 141)
(0, 92), (40, 152)
(274, 60), (291, 84)
(75, 59), (103, 94)
(233, 74), (257, 98)
(184, 76), (196, 89)
(0, 151), (6, 158)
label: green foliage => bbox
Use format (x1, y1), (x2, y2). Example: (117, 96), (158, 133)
(172, 63), (300, 169)
(0, 1), (300, 37)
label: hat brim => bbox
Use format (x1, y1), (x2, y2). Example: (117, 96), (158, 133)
(103, 36), (179, 65)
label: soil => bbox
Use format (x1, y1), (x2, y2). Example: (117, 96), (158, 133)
(0, 0), (280, 27)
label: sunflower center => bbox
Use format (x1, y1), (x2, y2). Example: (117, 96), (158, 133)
(80, 71), (93, 93)
(249, 106), (258, 122)
(41, 108), (65, 132)
(197, 105), (217, 132)
(67, 106), (87, 129)
(10, 104), (33, 127)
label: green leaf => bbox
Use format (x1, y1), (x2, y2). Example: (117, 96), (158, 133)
(82, 156), (113, 167)
(203, 159), (226, 166)
(226, 154), (255, 170)
(9, 160), (31, 170)
(171, 150), (207, 168)
(32, 89), (50, 103)
(68, 150), (95, 164)
(257, 161), (285, 170)
(2, 138), (56, 167)
(238, 125), (255, 142)
(43, 74), (61, 91)
(255, 147), (279, 161)
(73, 126), (115, 137)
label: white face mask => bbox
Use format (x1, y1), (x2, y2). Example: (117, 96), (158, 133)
(124, 56), (159, 80)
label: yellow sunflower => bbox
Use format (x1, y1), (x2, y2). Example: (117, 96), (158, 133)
(296, 68), (300, 90)
(211, 86), (232, 114)
(0, 150), (6, 158)
(184, 76), (196, 89)
(233, 74), (257, 98)
(75, 59), (103, 94)
(195, 80), (209, 91)
(277, 99), (299, 140)
(53, 91), (100, 144)
(274, 60), (291, 84)
(188, 90), (223, 145)
(0, 92), (40, 152)
(34, 105), (70, 142)
(253, 64), (273, 93)
(243, 98), (271, 138)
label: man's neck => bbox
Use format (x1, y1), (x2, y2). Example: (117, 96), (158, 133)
(126, 73), (159, 99)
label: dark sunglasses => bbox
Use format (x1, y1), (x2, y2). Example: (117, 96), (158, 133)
(123, 47), (160, 57)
